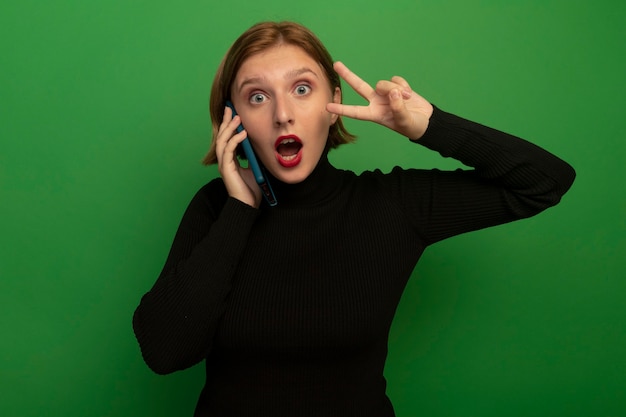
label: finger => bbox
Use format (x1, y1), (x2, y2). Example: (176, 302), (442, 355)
(375, 80), (412, 100)
(219, 105), (234, 130)
(388, 89), (405, 114)
(217, 131), (248, 171)
(216, 114), (241, 143)
(388, 89), (413, 131)
(223, 130), (247, 155)
(215, 119), (245, 161)
(390, 75), (412, 91)
(326, 102), (372, 121)
(217, 107), (246, 145)
(333, 61), (375, 100)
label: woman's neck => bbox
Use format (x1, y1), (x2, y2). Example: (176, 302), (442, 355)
(265, 154), (343, 208)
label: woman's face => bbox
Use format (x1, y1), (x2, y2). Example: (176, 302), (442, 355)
(231, 44), (341, 184)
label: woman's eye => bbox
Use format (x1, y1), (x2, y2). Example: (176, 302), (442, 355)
(295, 85), (311, 95)
(249, 93), (266, 104)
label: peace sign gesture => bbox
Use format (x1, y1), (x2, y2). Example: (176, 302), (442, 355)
(326, 61), (433, 140)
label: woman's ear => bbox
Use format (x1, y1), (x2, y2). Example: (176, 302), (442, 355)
(330, 86), (342, 125)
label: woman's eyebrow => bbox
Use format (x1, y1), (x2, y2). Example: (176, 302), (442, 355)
(284, 67), (319, 80)
(237, 76), (265, 93)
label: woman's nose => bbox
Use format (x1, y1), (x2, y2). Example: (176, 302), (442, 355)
(273, 96), (294, 127)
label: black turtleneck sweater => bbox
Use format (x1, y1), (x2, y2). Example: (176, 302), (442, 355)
(133, 106), (575, 416)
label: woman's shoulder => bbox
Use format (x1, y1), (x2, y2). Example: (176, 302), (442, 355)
(198, 176), (227, 194)
(187, 177), (229, 213)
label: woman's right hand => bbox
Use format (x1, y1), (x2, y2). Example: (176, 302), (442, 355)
(215, 106), (262, 208)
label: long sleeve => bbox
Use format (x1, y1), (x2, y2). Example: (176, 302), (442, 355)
(132, 180), (259, 374)
(388, 105), (576, 245)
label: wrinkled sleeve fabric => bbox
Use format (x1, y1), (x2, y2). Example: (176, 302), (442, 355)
(387, 105), (576, 245)
(133, 180), (259, 375)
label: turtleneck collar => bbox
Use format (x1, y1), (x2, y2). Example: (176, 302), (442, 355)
(263, 153), (344, 208)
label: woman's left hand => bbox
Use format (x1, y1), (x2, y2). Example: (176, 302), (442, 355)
(326, 61), (434, 140)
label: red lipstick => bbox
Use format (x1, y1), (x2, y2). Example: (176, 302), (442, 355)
(274, 135), (303, 168)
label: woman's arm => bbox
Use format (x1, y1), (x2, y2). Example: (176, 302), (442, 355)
(132, 181), (259, 374)
(394, 106), (575, 244)
(328, 61), (574, 244)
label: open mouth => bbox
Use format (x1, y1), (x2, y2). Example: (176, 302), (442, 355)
(275, 135), (303, 167)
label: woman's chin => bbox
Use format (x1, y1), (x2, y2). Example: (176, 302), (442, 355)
(269, 165), (312, 184)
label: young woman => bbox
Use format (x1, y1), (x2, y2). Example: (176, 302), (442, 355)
(133, 21), (575, 417)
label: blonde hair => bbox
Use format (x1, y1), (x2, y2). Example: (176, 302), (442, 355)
(202, 21), (356, 165)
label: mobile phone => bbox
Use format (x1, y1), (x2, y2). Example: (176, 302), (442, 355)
(225, 100), (277, 207)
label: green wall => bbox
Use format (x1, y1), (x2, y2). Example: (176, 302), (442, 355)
(1, 1), (624, 416)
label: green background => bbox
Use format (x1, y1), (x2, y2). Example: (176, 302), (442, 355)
(1, 0), (624, 416)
